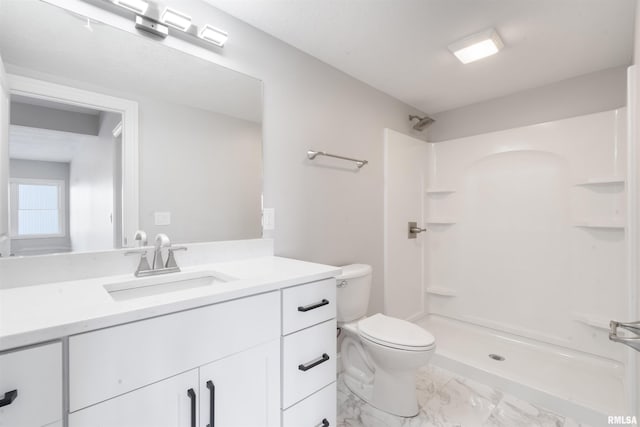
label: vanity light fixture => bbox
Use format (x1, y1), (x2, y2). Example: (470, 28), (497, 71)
(160, 7), (192, 31)
(113, 0), (149, 15)
(448, 28), (504, 64)
(105, 0), (228, 49)
(199, 25), (228, 47)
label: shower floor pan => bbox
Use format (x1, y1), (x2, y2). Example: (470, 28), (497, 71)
(415, 314), (626, 425)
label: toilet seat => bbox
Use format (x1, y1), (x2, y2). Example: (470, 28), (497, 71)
(357, 313), (435, 351)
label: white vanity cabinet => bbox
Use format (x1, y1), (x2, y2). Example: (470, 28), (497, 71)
(68, 291), (281, 427)
(280, 278), (337, 427)
(0, 342), (62, 427)
(0, 257), (340, 427)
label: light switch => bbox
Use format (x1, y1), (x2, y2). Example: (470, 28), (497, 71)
(262, 208), (275, 230)
(154, 211), (171, 226)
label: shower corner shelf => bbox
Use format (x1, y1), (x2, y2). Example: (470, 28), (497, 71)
(572, 313), (611, 330)
(426, 286), (458, 297)
(425, 218), (457, 225)
(574, 177), (625, 186)
(425, 188), (457, 195)
(573, 220), (625, 230)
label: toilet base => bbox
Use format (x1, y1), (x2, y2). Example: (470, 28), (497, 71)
(342, 368), (420, 418)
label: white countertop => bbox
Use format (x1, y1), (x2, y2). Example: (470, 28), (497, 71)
(0, 256), (341, 351)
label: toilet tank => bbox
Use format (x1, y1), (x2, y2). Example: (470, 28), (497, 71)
(336, 264), (372, 323)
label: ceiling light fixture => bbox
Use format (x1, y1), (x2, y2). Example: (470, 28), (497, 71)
(199, 25), (228, 47)
(160, 7), (192, 31)
(448, 28), (504, 64)
(113, 0), (149, 15)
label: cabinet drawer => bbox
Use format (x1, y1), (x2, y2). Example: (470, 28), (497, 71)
(282, 382), (336, 427)
(0, 342), (62, 427)
(282, 278), (336, 335)
(282, 320), (336, 408)
(70, 291), (280, 412)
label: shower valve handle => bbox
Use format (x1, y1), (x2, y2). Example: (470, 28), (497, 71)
(408, 221), (427, 238)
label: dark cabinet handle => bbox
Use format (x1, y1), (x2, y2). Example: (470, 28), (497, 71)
(0, 390), (17, 408)
(298, 353), (330, 371)
(321, 419), (330, 427)
(298, 299), (329, 312)
(206, 380), (215, 427)
(187, 388), (196, 427)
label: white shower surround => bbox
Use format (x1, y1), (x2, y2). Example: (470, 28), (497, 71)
(420, 108), (630, 420)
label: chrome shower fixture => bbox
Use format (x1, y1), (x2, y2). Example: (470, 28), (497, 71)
(409, 115), (435, 131)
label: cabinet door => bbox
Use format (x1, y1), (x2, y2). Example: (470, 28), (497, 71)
(69, 370), (198, 427)
(199, 340), (280, 427)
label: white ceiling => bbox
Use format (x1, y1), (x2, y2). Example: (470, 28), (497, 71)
(10, 125), (100, 163)
(204, 0), (636, 114)
(12, 94), (101, 116)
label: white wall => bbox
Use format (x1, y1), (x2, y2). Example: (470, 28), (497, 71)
(9, 158), (71, 255)
(632, 2), (640, 416)
(426, 109), (627, 362)
(428, 66), (627, 142)
(138, 99), (262, 243)
(0, 57), (8, 257)
(69, 112), (117, 252)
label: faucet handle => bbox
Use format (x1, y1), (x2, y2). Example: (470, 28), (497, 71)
(154, 233), (171, 248)
(125, 249), (151, 277)
(165, 246), (187, 269)
(134, 230), (147, 247)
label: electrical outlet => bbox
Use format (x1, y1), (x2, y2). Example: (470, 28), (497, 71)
(154, 211), (171, 226)
(262, 208), (275, 230)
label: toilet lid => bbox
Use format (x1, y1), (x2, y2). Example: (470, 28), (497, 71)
(358, 313), (435, 350)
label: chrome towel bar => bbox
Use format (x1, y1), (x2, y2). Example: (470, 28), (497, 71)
(307, 150), (368, 168)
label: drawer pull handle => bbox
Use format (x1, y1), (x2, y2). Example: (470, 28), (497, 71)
(298, 353), (330, 371)
(187, 388), (196, 427)
(0, 390), (17, 407)
(298, 299), (329, 312)
(206, 380), (215, 427)
(321, 419), (330, 427)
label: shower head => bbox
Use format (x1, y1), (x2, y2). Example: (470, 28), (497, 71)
(409, 115), (435, 131)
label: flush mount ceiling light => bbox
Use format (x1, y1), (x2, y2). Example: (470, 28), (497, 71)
(113, 0), (149, 15)
(160, 7), (192, 31)
(199, 25), (228, 47)
(448, 28), (504, 64)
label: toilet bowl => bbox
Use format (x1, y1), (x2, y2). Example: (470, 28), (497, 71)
(336, 264), (436, 417)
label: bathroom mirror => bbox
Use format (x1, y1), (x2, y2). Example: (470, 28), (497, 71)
(0, 0), (263, 256)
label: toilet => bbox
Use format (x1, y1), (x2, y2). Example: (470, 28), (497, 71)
(337, 264), (435, 417)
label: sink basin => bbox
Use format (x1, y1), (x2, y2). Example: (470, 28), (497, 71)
(104, 271), (234, 301)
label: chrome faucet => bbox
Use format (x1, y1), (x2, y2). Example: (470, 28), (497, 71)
(125, 231), (187, 277)
(152, 233), (171, 270)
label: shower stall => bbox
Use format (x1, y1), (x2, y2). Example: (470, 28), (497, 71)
(384, 72), (638, 424)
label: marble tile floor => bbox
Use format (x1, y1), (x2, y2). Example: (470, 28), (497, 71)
(337, 365), (591, 427)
